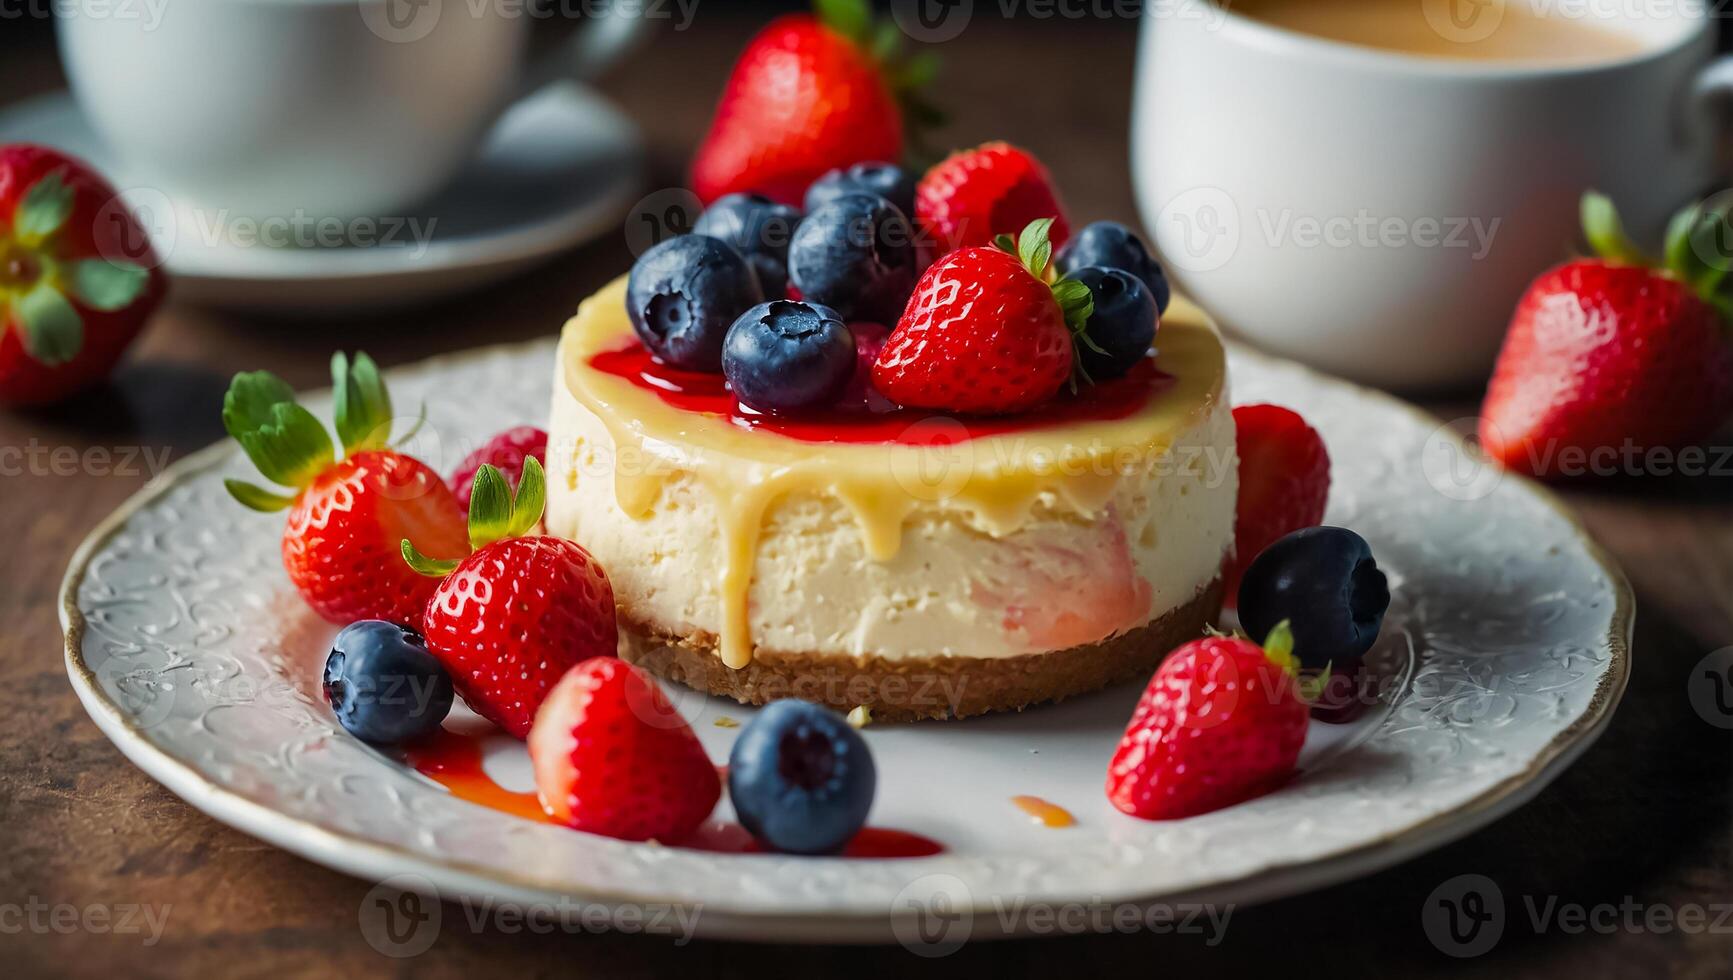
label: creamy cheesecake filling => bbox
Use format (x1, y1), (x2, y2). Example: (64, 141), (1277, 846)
(545, 275), (1235, 667)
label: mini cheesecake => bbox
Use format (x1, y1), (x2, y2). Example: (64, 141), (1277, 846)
(545, 276), (1236, 720)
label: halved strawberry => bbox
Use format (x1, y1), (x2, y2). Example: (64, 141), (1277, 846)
(223, 354), (467, 628)
(404, 457), (618, 739)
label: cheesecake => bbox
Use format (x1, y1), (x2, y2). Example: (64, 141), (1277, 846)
(545, 276), (1236, 720)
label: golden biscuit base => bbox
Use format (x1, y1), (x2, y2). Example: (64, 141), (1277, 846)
(618, 578), (1225, 722)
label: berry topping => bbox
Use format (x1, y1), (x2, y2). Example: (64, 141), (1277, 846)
(404, 458), (619, 738)
(1067, 266), (1157, 381)
(787, 192), (918, 324)
(915, 141), (1070, 254)
(728, 699), (877, 854)
(804, 161), (916, 223)
(1055, 220), (1170, 314)
(692, 193), (803, 299)
(1106, 624), (1309, 820)
(723, 300), (856, 414)
(873, 218), (1093, 415)
(626, 234), (764, 372)
(1479, 192), (1733, 478)
(450, 425), (547, 517)
(689, 0), (940, 205)
(222, 352), (468, 629)
(323, 620), (454, 744)
(838, 320), (896, 413)
(1226, 404), (1331, 598)
(529, 658), (720, 842)
(1237, 526), (1390, 670)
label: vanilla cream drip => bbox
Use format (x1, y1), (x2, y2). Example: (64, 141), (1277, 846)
(549, 276), (1231, 669)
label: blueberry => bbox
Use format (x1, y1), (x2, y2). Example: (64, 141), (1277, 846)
(723, 300), (856, 414)
(804, 162), (916, 223)
(692, 193), (802, 298)
(728, 699), (876, 855)
(1055, 221), (1171, 314)
(322, 620), (454, 744)
(787, 193), (917, 325)
(626, 234), (764, 371)
(1068, 266), (1157, 380)
(1237, 526), (1391, 669)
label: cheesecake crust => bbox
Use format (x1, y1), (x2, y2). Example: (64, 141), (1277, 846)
(618, 578), (1225, 722)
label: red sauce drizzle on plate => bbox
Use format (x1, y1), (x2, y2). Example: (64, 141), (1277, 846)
(588, 340), (1172, 446)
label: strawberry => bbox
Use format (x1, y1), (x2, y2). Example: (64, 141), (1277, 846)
(1480, 192), (1733, 478)
(449, 425), (547, 517)
(873, 218), (1093, 414)
(404, 457), (618, 739)
(1225, 404), (1331, 601)
(0, 144), (167, 406)
(223, 353), (468, 628)
(914, 142), (1070, 255)
(528, 658), (720, 842)
(1106, 624), (1310, 820)
(689, 0), (940, 206)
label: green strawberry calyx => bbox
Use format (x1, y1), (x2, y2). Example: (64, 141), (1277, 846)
(221, 351), (422, 513)
(813, 0), (945, 166)
(402, 456), (546, 577)
(995, 217), (1099, 390)
(1581, 190), (1733, 321)
(1259, 620), (1335, 703)
(1, 170), (153, 368)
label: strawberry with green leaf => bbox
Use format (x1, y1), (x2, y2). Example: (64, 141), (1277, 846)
(403, 457), (619, 739)
(223, 352), (468, 628)
(873, 217), (1095, 414)
(0, 144), (166, 406)
(690, 0), (942, 206)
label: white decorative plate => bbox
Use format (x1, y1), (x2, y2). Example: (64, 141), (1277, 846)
(60, 339), (1631, 946)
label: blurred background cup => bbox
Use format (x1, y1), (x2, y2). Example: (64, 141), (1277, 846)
(57, 0), (649, 224)
(1133, 0), (1731, 389)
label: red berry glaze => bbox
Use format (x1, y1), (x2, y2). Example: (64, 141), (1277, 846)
(691, 14), (903, 206)
(873, 244), (1072, 415)
(1226, 404), (1331, 600)
(422, 535), (618, 739)
(282, 451), (468, 629)
(0, 144), (167, 406)
(451, 425), (548, 516)
(529, 658), (720, 842)
(1107, 630), (1309, 820)
(915, 142), (1070, 254)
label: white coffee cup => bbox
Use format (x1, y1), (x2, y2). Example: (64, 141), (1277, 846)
(1132, 0), (1731, 388)
(57, 0), (649, 222)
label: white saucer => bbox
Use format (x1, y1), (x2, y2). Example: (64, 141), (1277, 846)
(60, 336), (1631, 945)
(0, 85), (645, 312)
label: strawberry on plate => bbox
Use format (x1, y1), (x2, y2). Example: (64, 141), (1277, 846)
(449, 425), (547, 516)
(1106, 623), (1310, 821)
(1, 144), (167, 406)
(223, 353), (468, 629)
(1225, 404), (1330, 600)
(403, 456), (618, 739)
(529, 657), (720, 842)
(1480, 192), (1733, 478)
(915, 142), (1070, 254)
(873, 217), (1093, 414)
(689, 0), (940, 206)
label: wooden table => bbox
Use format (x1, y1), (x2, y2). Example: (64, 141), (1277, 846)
(3, 11), (1729, 977)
